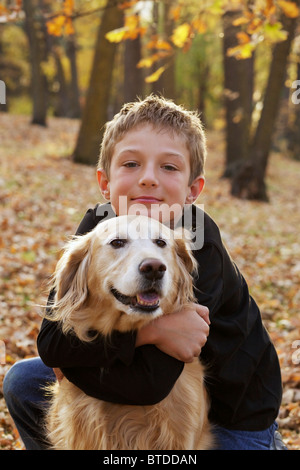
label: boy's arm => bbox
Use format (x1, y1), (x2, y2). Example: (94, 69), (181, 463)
(61, 345), (184, 406)
(37, 316), (136, 369)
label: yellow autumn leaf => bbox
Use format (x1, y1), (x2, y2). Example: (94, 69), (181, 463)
(145, 66), (166, 83)
(65, 18), (75, 36)
(46, 16), (66, 37)
(278, 0), (300, 18)
(137, 51), (171, 69)
(236, 31), (251, 45)
(137, 54), (160, 68)
(227, 43), (255, 59)
(106, 15), (144, 43)
(192, 18), (207, 34)
(0, 5), (9, 15)
(264, 0), (276, 17)
(247, 18), (263, 35)
(232, 17), (250, 27)
(125, 15), (139, 31)
(105, 28), (127, 43)
(155, 39), (172, 50)
(171, 23), (190, 48)
(170, 5), (181, 21)
(263, 22), (288, 42)
(118, 0), (138, 9)
(146, 37), (172, 51)
(63, 0), (74, 16)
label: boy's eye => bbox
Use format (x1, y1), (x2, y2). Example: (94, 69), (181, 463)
(162, 164), (177, 171)
(110, 239), (127, 249)
(123, 162), (138, 168)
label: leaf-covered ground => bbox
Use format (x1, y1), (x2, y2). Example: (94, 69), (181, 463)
(0, 114), (299, 450)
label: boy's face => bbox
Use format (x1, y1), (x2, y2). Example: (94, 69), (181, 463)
(97, 124), (204, 224)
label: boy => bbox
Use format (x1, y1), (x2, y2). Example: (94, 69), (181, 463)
(4, 95), (285, 450)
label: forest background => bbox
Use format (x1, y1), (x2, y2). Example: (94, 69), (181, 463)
(0, 0), (299, 450)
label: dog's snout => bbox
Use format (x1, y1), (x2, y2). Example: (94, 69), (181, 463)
(139, 258), (166, 281)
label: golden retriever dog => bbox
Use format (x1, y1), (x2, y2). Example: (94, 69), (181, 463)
(45, 215), (213, 450)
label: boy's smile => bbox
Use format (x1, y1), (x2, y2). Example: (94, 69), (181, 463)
(97, 124), (204, 224)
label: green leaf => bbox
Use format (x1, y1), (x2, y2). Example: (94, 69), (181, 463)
(263, 22), (288, 42)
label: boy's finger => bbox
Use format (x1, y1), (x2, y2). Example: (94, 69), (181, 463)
(195, 304), (210, 325)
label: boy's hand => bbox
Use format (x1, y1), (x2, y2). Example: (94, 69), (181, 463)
(136, 303), (210, 363)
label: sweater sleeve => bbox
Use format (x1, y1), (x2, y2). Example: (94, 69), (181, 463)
(37, 315), (137, 369)
(61, 346), (184, 405)
(195, 215), (282, 430)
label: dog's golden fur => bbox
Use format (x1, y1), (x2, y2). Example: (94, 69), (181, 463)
(45, 215), (213, 450)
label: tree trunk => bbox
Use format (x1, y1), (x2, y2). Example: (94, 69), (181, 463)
(232, 5), (299, 200)
(288, 56), (300, 160)
(197, 63), (209, 127)
(73, 0), (123, 165)
(223, 9), (254, 177)
(23, 0), (48, 126)
(160, 0), (176, 100)
(66, 34), (81, 118)
(52, 47), (69, 117)
(149, 1), (176, 99)
(124, 35), (143, 102)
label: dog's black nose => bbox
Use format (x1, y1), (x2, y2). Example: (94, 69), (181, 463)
(139, 258), (166, 281)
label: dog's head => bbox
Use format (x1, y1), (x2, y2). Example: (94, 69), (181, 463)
(49, 215), (197, 340)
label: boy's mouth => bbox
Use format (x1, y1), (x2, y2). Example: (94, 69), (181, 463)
(131, 197), (162, 204)
(110, 287), (160, 312)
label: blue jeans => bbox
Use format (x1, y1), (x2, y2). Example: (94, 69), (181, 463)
(3, 357), (56, 450)
(3, 357), (282, 450)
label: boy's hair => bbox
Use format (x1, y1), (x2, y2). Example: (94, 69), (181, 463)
(98, 94), (206, 184)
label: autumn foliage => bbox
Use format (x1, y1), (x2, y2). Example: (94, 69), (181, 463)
(2, 0), (299, 82)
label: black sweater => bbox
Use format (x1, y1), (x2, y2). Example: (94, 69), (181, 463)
(37, 203), (282, 431)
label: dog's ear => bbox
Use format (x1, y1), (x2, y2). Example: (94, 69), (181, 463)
(49, 233), (93, 328)
(173, 229), (198, 274)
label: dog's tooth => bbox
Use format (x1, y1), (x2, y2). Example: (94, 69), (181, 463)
(136, 294), (159, 306)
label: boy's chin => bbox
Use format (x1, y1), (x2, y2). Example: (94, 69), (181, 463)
(125, 202), (183, 228)
(113, 199), (184, 227)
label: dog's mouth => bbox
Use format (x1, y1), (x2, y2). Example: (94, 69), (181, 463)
(110, 287), (160, 312)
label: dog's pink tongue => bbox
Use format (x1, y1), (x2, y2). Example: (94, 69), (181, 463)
(136, 292), (159, 306)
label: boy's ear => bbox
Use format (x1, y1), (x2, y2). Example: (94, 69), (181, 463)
(185, 176), (205, 204)
(97, 169), (110, 200)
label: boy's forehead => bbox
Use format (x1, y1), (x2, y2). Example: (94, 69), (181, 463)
(115, 123), (186, 146)
(111, 123), (189, 159)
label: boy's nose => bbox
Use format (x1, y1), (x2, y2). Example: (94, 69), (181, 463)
(138, 166), (158, 187)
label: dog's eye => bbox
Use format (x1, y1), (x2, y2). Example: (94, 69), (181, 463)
(110, 239), (127, 248)
(154, 238), (166, 248)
